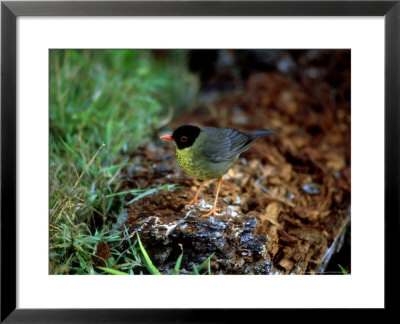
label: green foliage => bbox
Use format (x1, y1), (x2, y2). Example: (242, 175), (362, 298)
(49, 224), (123, 275)
(49, 49), (199, 274)
(172, 244), (184, 275)
(97, 267), (130, 275)
(338, 264), (349, 275)
(97, 234), (215, 275)
(136, 233), (161, 275)
(193, 253), (215, 275)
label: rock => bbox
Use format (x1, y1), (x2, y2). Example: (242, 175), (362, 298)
(124, 186), (350, 274)
(126, 199), (272, 274)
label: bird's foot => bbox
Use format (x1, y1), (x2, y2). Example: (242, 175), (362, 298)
(184, 196), (200, 209)
(202, 205), (222, 217)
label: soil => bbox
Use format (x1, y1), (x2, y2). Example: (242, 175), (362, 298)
(113, 50), (351, 274)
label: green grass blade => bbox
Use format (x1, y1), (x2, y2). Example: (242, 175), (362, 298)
(338, 264), (349, 275)
(136, 233), (161, 275)
(126, 184), (182, 205)
(106, 257), (116, 268)
(105, 188), (149, 198)
(75, 252), (89, 273)
(193, 253), (215, 274)
(59, 136), (79, 159)
(126, 188), (157, 205)
(173, 244), (184, 275)
(99, 160), (130, 175)
(97, 266), (129, 275)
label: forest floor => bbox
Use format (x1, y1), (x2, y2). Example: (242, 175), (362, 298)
(118, 51), (351, 274)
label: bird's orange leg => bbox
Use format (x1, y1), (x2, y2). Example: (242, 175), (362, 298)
(203, 178), (223, 217)
(185, 180), (206, 209)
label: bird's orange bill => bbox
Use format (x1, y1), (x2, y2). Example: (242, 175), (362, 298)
(160, 135), (174, 141)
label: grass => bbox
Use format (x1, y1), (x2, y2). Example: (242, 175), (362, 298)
(49, 49), (200, 274)
(96, 233), (215, 275)
(338, 264), (349, 275)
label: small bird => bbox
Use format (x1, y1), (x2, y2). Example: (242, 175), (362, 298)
(160, 125), (276, 217)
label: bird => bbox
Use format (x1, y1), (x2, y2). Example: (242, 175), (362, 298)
(160, 125), (276, 217)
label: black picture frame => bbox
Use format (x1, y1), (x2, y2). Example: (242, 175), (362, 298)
(1, 1), (399, 322)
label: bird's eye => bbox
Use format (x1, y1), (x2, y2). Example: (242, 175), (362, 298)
(180, 136), (187, 143)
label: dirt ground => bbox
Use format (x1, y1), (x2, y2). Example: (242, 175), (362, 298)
(119, 50), (351, 274)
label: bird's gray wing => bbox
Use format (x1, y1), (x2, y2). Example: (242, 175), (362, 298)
(201, 128), (254, 162)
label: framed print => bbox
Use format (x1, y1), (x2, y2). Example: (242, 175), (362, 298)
(1, 0), (399, 322)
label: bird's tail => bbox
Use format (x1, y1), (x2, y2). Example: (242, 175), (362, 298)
(247, 129), (277, 139)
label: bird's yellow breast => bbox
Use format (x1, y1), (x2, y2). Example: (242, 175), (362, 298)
(175, 146), (233, 180)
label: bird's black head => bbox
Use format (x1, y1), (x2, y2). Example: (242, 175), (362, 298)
(172, 125), (201, 150)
